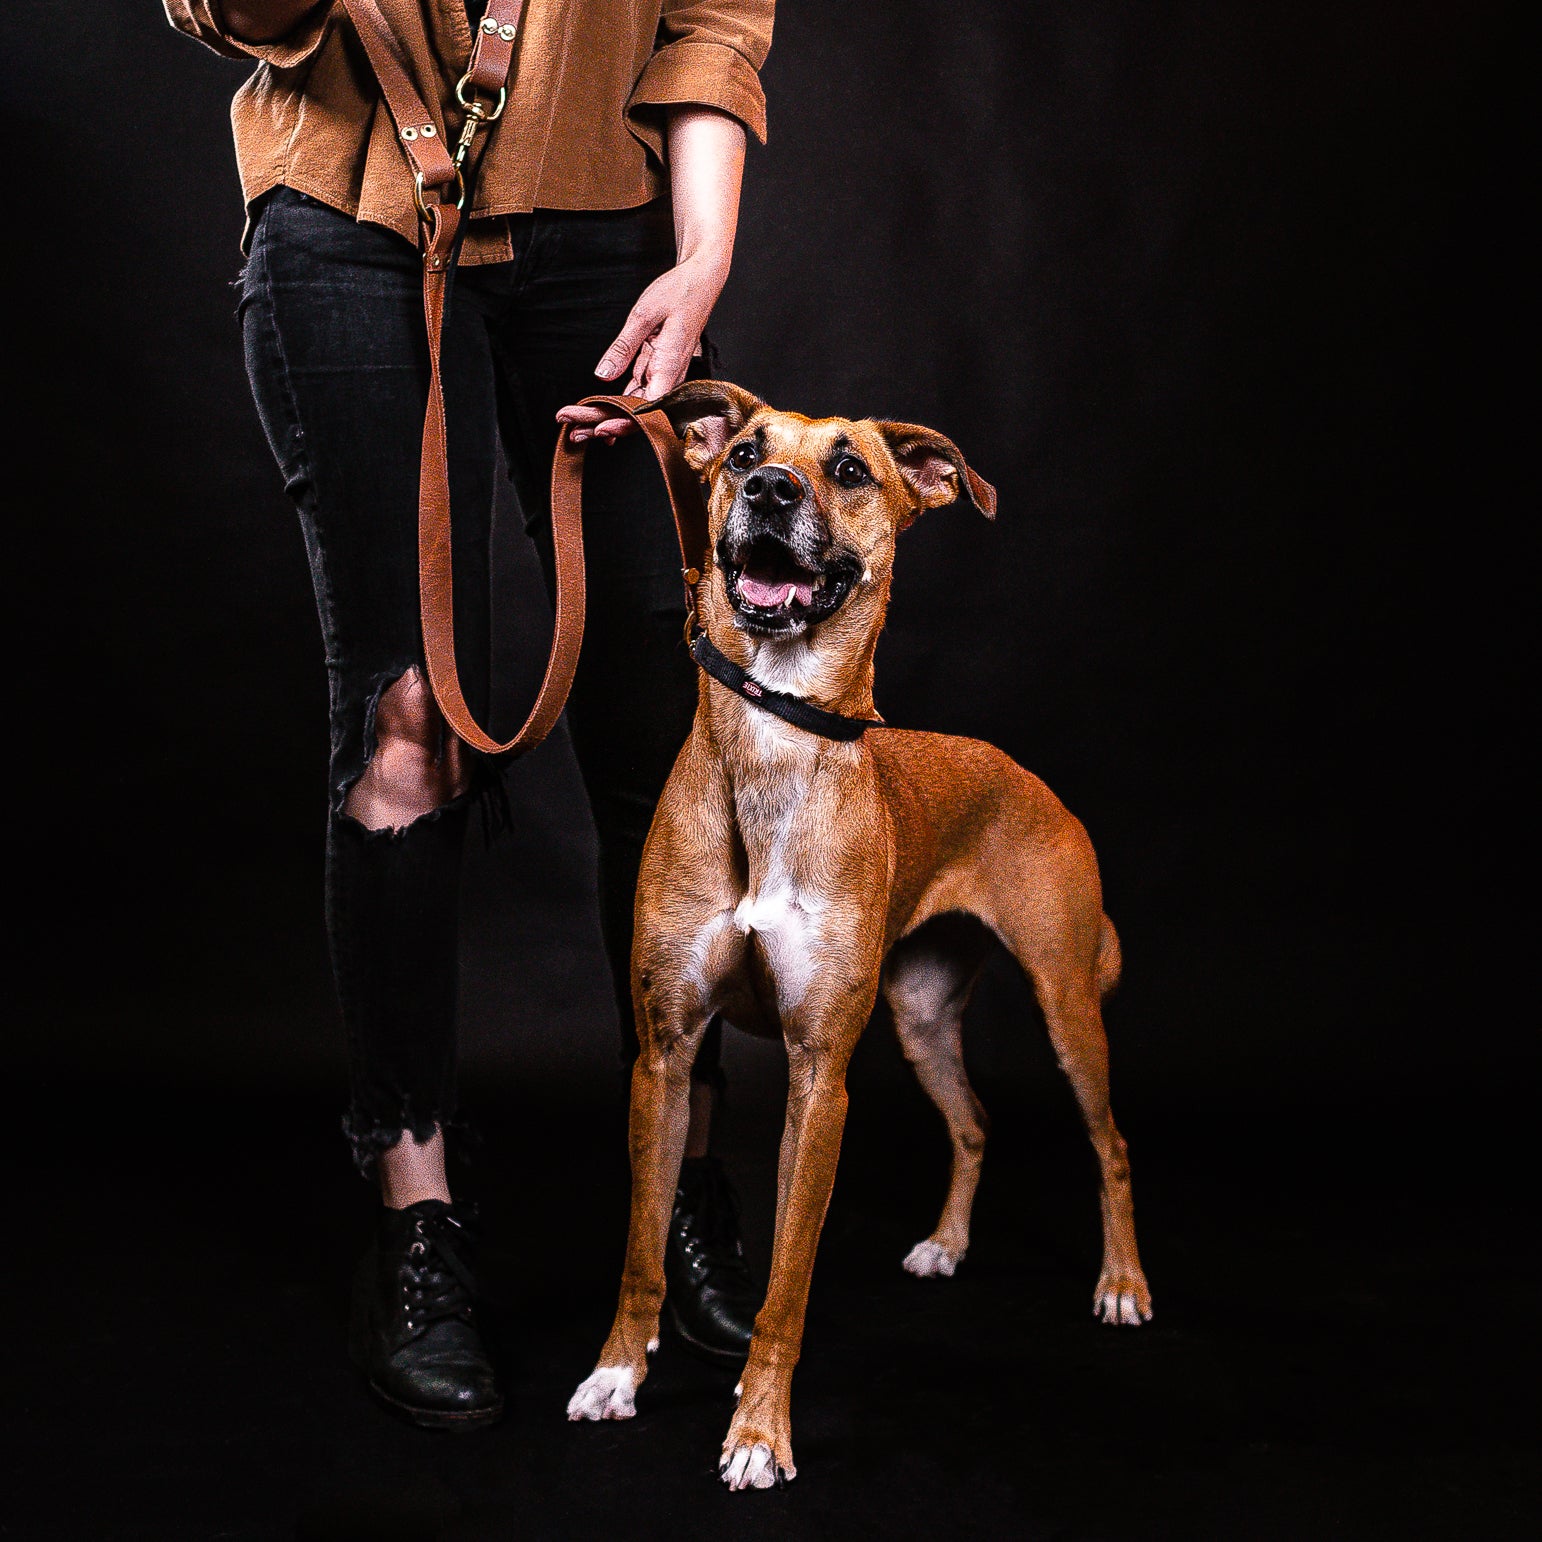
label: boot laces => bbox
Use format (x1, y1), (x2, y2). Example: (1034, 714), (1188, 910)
(677, 1163), (751, 1284)
(401, 1209), (479, 1337)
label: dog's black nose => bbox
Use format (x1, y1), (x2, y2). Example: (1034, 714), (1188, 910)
(742, 466), (804, 510)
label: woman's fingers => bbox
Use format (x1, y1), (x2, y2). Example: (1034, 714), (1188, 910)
(555, 403), (610, 426)
(564, 259), (719, 438)
(556, 402), (635, 443)
(594, 296), (664, 383)
(640, 319), (696, 401)
(570, 416), (635, 442)
(622, 338), (656, 397)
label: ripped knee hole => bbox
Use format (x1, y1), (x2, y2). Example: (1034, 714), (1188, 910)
(343, 668), (472, 831)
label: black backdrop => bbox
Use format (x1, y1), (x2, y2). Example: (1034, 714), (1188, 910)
(6, 0), (1529, 1099)
(3, 4), (1535, 1537)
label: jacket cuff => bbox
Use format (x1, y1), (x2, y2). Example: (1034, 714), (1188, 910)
(163, 1), (332, 69)
(627, 39), (769, 150)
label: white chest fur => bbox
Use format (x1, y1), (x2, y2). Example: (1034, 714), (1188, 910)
(731, 883), (828, 1011)
(718, 755), (834, 1016)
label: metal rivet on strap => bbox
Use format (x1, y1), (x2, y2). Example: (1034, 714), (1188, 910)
(480, 14), (498, 30)
(401, 126), (418, 141)
(498, 23), (517, 40)
(421, 124), (437, 137)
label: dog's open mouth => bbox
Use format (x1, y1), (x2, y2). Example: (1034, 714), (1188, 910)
(722, 535), (858, 635)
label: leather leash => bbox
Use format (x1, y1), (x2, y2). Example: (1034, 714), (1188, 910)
(350, 0), (875, 755)
(346, 0), (713, 755)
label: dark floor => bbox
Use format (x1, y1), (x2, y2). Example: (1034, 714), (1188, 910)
(10, 725), (1536, 1538)
(9, 1046), (1538, 1540)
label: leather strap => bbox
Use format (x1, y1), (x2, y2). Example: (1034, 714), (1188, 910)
(344, 0), (596, 759)
(553, 393), (713, 629)
(346, 0), (704, 757)
(462, 2), (523, 96)
(424, 393), (709, 755)
(342, 0), (460, 195)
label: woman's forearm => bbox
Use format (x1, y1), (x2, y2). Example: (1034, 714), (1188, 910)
(555, 108), (748, 424)
(667, 108), (747, 282)
(221, 0), (323, 44)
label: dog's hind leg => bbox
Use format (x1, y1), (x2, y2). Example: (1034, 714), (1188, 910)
(985, 823), (1152, 1326)
(883, 914), (993, 1278)
(1031, 950), (1151, 1326)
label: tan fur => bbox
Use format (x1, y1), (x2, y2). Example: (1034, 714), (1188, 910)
(569, 386), (1151, 1488)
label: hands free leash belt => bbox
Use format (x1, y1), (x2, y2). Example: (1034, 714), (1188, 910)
(350, 0), (878, 753)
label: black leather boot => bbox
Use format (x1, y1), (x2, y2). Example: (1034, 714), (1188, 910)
(349, 1199), (503, 1428)
(665, 1157), (761, 1363)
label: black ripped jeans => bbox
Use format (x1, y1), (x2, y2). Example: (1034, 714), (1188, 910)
(239, 188), (720, 1172)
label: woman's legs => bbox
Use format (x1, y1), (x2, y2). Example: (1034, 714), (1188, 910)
(240, 189), (502, 1181)
(240, 187), (509, 1423)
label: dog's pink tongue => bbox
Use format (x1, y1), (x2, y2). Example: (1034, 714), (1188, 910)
(740, 574), (815, 608)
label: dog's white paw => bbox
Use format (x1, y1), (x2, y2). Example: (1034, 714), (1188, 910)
(566, 1365), (637, 1421)
(903, 1239), (961, 1278)
(720, 1441), (790, 1491)
(1093, 1275), (1153, 1326)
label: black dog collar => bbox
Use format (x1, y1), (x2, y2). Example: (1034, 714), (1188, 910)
(689, 629), (880, 742)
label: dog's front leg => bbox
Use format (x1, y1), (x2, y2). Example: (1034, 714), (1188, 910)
(567, 996), (706, 1422)
(720, 998), (867, 1491)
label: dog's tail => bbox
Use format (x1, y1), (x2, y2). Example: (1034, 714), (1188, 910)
(1095, 914), (1122, 1001)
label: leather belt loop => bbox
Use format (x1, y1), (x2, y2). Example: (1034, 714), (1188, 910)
(462, 1), (525, 99)
(342, 0), (458, 198)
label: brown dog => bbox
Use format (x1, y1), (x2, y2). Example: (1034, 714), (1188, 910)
(566, 382), (1151, 1489)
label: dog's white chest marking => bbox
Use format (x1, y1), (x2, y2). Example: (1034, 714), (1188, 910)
(729, 771), (831, 1011)
(690, 643), (864, 1016)
(732, 883), (827, 1011)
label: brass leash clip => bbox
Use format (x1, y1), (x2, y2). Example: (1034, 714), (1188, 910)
(452, 74), (507, 171)
(682, 567), (702, 644)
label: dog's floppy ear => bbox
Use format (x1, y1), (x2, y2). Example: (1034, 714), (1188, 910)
(649, 380), (765, 474)
(875, 421), (998, 525)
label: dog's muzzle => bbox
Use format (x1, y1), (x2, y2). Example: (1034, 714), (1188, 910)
(717, 467), (860, 636)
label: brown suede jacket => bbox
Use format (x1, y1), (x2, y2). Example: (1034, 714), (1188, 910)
(166, 1), (773, 260)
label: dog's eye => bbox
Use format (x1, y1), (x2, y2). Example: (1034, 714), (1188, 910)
(832, 455), (870, 488)
(727, 441), (759, 471)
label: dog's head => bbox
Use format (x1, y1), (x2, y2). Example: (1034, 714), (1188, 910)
(653, 381), (996, 644)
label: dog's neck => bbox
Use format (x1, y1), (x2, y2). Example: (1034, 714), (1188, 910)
(696, 574), (883, 784)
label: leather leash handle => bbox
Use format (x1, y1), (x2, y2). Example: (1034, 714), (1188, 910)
(422, 395), (710, 756)
(562, 393), (713, 625)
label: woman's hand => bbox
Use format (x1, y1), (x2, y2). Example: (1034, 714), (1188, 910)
(557, 252), (730, 442)
(558, 108), (746, 444)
